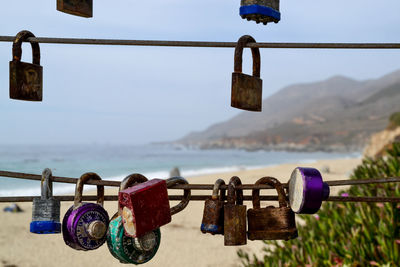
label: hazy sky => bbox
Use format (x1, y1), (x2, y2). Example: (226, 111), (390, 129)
(1, 1), (400, 145)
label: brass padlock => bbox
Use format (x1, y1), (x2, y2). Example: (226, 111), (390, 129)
(224, 176), (247, 246)
(57, 0), (93, 18)
(231, 35), (262, 112)
(201, 179), (226, 235)
(9, 30), (42, 101)
(247, 177), (298, 241)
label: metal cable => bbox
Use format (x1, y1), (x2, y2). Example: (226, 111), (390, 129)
(0, 36), (400, 49)
(2, 170), (400, 190)
(0, 195), (399, 203)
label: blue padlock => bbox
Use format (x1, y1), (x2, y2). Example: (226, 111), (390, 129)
(240, 0), (281, 25)
(30, 168), (61, 234)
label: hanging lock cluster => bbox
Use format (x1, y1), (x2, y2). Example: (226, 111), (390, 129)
(107, 174), (162, 265)
(29, 169), (190, 264)
(9, 32), (265, 114)
(201, 167), (330, 245)
(28, 166), (328, 263)
(109, 174), (190, 264)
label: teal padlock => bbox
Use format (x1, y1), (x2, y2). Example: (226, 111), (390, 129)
(107, 174), (161, 264)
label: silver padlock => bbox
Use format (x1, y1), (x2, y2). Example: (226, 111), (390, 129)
(30, 168), (61, 234)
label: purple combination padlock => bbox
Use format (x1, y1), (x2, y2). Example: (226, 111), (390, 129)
(62, 172), (109, 250)
(288, 167), (330, 214)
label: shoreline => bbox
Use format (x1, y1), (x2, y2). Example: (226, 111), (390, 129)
(0, 151), (360, 197)
(0, 157), (361, 267)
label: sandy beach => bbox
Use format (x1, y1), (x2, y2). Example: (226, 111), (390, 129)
(0, 157), (361, 267)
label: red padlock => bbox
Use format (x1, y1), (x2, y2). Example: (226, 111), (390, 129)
(119, 177), (171, 238)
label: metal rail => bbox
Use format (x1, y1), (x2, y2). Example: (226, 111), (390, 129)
(0, 36), (400, 49)
(0, 195), (399, 203)
(2, 170), (400, 190)
(2, 170), (400, 203)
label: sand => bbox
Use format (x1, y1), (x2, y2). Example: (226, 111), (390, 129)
(0, 157), (361, 267)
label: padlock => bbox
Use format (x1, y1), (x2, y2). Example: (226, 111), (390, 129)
(9, 30), (42, 101)
(62, 172), (109, 251)
(30, 168), (61, 234)
(201, 179), (226, 235)
(119, 178), (171, 238)
(119, 175), (191, 238)
(240, 0), (281, 25)
(231, 35), (262, 112)
(107, 174), (161, 264)
(165, 176), (191, 216)
(247, 177), (298, 241)
(288, 167), (330, 214)
(56, 0), (93, 18)
(224, 176), (247, 246)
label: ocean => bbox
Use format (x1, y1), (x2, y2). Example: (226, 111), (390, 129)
(0, 144), (359, 196)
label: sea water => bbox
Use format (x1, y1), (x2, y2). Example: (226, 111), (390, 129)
(0, 144), (359, 196)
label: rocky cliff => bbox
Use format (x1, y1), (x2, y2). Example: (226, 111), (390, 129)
(176, 69), (400, 152)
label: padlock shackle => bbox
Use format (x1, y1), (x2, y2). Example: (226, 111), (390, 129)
(118, 173), (148, 215)
(252, 177), (287, 209)
(120, 173), (148, 192)
(74, 172), (104, 208)
(41, 168), (53, 199)
(233, 35), (261, 78)
(12, 30), (40, 65)
(166, 177), (191, 215)
(227, 176), (244, 205)
(211, 179), (226, 201)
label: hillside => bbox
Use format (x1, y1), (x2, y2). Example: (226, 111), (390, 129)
(176, 69), (400, 152)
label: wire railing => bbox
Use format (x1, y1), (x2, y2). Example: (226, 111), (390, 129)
(1, 36), (400, 49)
(1, 170), (400, 203)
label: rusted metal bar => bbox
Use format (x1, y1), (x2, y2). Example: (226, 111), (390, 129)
(326, 177), (400, 186)
(0, 170), (280, 189)
(0, 170), (120, 187)
(0, 195), (399, 203)
(2, 170), (400, 190)
(327, 196), (400, 203)
(0, 36), (399, 49)
(0, 195), (278, 202)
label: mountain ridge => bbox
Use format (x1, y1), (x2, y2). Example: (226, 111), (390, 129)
(176, 69), (400, 152)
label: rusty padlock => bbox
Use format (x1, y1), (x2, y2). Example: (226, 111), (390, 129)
(240, 0), (281, 25)
(231, 35), (262, 112)
(201, 179), (226, 235)
(57, 0), (93, 18)
(247, 177), (298, 241)
(9, 30), (42, 101)
(224, 176), (247, 246)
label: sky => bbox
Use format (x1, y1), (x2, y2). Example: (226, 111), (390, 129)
(1, 1), (400, 145)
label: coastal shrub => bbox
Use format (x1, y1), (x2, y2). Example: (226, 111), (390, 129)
(237, 143), (400, 266)
(388, 112), (400, 130)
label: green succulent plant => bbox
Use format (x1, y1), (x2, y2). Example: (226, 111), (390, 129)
(238, 143), (400, 267)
